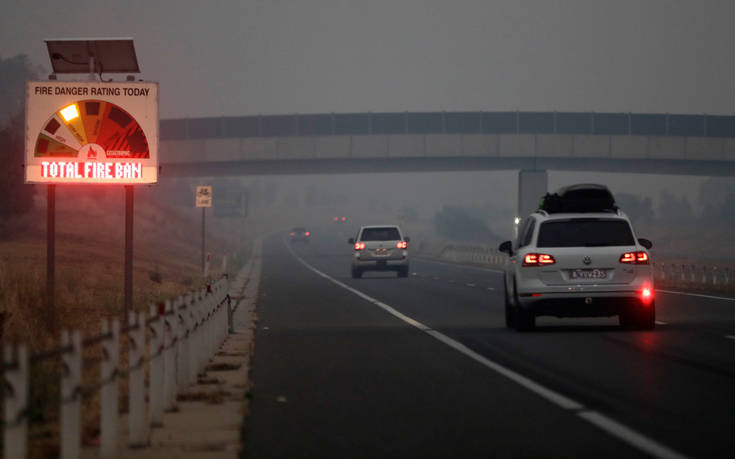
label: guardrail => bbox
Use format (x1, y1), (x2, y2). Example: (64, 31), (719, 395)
(653, 263), (733, 289)
(1, 276), (230, 459)
(415, 241), (734, 292)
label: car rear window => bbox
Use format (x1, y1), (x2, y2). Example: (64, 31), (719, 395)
(537, 219), (634, 247)
(360, 227), (401, 241)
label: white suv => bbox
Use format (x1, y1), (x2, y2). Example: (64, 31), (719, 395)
(499, 209), (654, 331)
(349, 225), (410, 278)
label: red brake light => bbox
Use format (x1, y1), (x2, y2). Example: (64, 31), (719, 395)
(290, 232), (295, 236)
(354, 242), (365, 251)
(396, 241), (407, 249)
(523, 253), (555, 266)
(524, 254), (538, 265)
(334, 217), (338, 221)
(305, 231), (310, 236)
(640, 287), (654, 304)
(539, 254), (555, 264)
(341, 217), (346, 221)
(620, 251), (649, 264)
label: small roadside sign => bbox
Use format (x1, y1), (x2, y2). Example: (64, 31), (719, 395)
(196, 186), (212, 207)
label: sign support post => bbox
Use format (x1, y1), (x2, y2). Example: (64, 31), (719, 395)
(195, 186), (213, 276)
(201, 207), (206, 274)
(124, 185), (134, 320)
(46, 184), (56, 332)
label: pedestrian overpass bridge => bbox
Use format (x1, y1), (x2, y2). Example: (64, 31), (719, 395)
(158, 110), (735, 215)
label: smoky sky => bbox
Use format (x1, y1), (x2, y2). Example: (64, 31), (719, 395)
(2, 0), (735, 119)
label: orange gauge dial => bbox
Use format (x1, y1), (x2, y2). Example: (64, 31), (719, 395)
(35, 99), (149, 160)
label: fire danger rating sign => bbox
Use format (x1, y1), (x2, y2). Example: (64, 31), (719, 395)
(25, 81), (158, 184)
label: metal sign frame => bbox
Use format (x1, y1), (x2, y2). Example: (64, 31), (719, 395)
(25, 80), (158, 185)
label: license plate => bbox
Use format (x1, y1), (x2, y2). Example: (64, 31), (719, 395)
(571, 269), (607, 280)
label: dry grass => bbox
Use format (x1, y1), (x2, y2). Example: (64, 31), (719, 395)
(0, 187), (249, 458)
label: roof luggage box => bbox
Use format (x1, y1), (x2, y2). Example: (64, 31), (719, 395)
(539, 184), (618, 213)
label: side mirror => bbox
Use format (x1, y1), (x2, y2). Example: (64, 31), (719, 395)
(348, 238), (355, 244)
(498, 240), (512, 255)
(404, 236), (411, 243)
(638, 238), (653, 250)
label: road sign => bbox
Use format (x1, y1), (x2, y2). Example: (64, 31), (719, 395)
(196, 186), (212, 207)
(25, 81), (158, 184)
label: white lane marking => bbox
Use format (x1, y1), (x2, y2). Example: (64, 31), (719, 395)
(725, 335), (735, 340)
(486, 287), (495, 291)
(466, 283), (476, 287)
(657, 289), (735, 302)
(423, 329), (582, 411)
(285, 241), (686, 459)
(655, 321), (667, 325)
(415, 256), (505, 274)
(578, 411), (687, 459)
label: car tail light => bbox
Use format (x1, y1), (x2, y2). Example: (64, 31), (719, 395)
(341, 217), (346, 221)
(396, 241), (407, 249)
(639, 286), (654, 304)
(620, 251), (649, 264)
(523, 253), (555, 266)
(354, 242), (365, 251)
(289, 232), (294, 236)
(334, 217), (338, 221)
(305, 232), (310, 236)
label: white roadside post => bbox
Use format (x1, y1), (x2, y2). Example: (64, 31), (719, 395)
(186, 292), (201, 384)
(163, 300), (177, 411)
(100, 319), (120, 458)
(3, 344), (28, 459)
(128, 312), (146, 447)
(177, 297), (190, 388)
(149, 304), (164, 427)
(60, 329), (81, 459)
(198, 288), (208, 373)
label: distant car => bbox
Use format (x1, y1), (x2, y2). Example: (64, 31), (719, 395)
(499, 184), (655, 331)
(334, 216), (348, 223)
(348, 225), (410, 278)
(289, 227), (311, 243)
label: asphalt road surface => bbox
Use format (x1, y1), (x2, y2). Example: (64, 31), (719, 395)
(243, 226), (735, 458)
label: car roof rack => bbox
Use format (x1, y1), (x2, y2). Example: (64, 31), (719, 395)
(538, 183), (618, 214)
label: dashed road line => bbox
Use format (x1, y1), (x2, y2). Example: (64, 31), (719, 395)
(725, 335), (735, 340)
(655, 321), (667, 325)
(466, 283), (476, 287)
(286, 242), (688, 459)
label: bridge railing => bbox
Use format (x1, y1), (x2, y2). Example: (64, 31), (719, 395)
(1, 276), (231, 459)
(161, 111), (735, 141)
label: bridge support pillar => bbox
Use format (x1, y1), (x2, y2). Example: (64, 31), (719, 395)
(517, 169), (548, 219)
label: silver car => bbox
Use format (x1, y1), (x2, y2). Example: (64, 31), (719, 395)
(499, 210), (654, 331)
(348, 225), (410, 278)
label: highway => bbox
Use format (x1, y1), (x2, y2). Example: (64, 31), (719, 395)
(243, 226), (735, 458)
